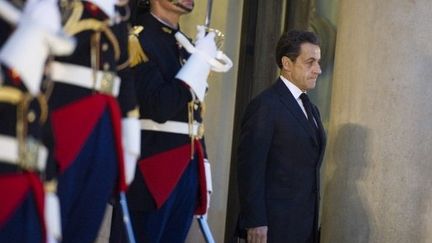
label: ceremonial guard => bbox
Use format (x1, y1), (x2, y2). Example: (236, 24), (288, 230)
(48, 0), (139, 242)
(0, 0), (75, 242)
(109, 0), (221, 242)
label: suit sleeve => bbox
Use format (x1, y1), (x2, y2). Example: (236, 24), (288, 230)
(237, 95), (274, 228)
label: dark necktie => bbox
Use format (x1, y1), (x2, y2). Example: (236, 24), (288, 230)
(300, 93), (318, 131)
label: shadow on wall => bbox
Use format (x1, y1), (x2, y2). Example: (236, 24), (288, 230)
(321, 123), (371, 243)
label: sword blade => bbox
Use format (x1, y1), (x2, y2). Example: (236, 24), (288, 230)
(119, 192), (137, 243)
(204, 0), (213, 28)
(197, 216), (215, 243)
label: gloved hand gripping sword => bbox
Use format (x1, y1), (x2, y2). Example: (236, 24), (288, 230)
(175, 0), (233, 75)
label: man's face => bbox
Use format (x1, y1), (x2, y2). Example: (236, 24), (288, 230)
(159, 0), (194, 14)
(286, 43), (322, 92)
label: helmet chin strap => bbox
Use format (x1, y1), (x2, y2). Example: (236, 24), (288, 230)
(169, 0), (194, 12)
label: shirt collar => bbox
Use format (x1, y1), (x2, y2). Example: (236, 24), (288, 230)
(279, 75), (305, 99)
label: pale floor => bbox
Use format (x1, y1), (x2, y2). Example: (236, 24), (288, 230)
(94, 205), (113, 243)
(93, 205), (219, 243)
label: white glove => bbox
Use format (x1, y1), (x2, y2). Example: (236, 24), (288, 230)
(176, 26), (217, 102)
(121, 117), (141, 185)
(0, 0), (20, 25)
(0, 0), (75, 95)
(204, 159), (212, 212)
(44, 190), (62, 242)
(84, 0), (116, 19)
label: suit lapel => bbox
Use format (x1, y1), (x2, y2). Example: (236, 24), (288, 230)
(273, 79), (319, 146)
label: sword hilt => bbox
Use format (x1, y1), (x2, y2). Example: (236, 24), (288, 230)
(175, 31), (233, 73)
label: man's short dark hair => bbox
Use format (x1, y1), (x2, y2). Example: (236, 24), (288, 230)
(275, 30), (320, 69)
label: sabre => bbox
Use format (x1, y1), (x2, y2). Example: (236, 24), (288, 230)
(204, 0), (212, 28)
(197, 215), (215, 243)
(119, 192), (137, 243)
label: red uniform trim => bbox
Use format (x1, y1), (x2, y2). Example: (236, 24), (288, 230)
(51, 94), (126, 191)
(0, 173), (46, 242)
(194, 140), (207, 215)
(138, 144), (191, 209)
(105, 97), (127, 192)
(138, 140), (207, 214)
(51, 96), (107, 173)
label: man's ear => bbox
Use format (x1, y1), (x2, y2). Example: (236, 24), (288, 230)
(281, 56), (293, 71)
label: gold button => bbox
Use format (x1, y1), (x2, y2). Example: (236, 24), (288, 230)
(27, 110), (36, 123)
(103, 63), (110, 70)
(102, 43), (109, 51)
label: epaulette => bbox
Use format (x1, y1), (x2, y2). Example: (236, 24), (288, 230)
(128, 26), (148, 67)
(63, 1), (120, 60)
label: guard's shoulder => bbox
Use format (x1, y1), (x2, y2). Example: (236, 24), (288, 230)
(128, 25), (149, 67)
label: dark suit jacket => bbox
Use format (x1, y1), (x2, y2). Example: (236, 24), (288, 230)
(237, 78), (326, 243)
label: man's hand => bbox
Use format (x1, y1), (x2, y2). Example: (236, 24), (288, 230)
(247, 226), (268, 243)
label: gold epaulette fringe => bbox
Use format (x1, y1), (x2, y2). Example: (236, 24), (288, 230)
(126, 107), (140, 118)
(128, 26), (148, 67)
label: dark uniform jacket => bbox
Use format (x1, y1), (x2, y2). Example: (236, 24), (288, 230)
(237, 79), (326, 243)
(126, 12), (207, 214)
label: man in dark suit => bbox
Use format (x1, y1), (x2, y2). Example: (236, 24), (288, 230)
(237, 30), (326, 243)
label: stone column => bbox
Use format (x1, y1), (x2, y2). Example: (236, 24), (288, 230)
(321, 1), (432, 243)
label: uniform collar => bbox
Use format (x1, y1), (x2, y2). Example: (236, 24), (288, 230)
(149, 12), (179, 34)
